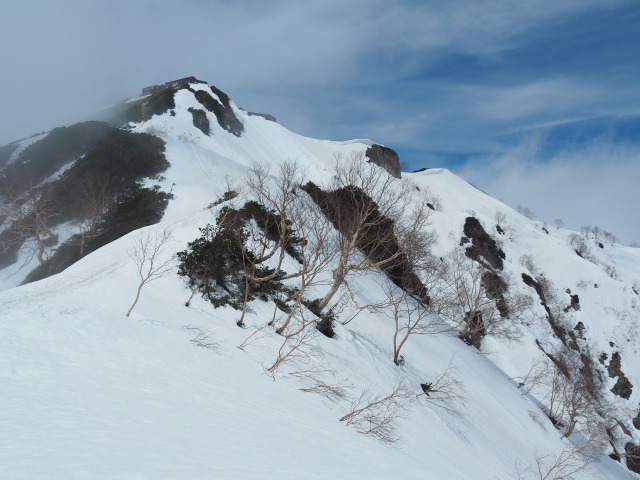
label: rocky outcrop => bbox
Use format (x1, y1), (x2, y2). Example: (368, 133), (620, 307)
(625, 443), (640, 474)
(365, 144), (401, 179)
(191, 87), (244, 137)
(462, 217), (505, 271)
(607, 352), (633, 399)
(188, 108), (210, 135)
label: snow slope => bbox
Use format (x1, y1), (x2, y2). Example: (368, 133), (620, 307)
(1, 81), (639, 479)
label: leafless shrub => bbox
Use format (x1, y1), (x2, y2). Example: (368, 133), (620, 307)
(1, 178), (58, 265)
(541, 352), (610, 444)
(418, 359), (466, 416)
(433, 249), (529, 348)
(602, 230), (617, 245)
(552, 219), (565, 230)
(512, 445), (593, 480)
(380, 280), (450, 365)
(567, 233), (589, 259)
(126, 227), (174, 317)
(515, 357), (552, 395)
(603, 264), (620, 281)
(519, 254), (539, 275)
(236, 321), (272, 351)
(495, 211), (507, 227)
(580, 225), (593, 239)
(339, 380), (412, 444)
(68, 171), (114, 256)
(266, 315), (317, 376)
(290, 368), (351, 403)
(516, 205), (536, 220)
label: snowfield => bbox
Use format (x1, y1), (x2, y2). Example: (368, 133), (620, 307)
(1, 82), (639, 479)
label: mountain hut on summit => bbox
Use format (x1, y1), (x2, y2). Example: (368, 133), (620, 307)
(141, 77), (277, 123)
(141, 76), (205, 95)
(247, 112), (276, 122)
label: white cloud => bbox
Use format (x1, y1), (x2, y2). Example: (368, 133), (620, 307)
(456, 139), (640, 244)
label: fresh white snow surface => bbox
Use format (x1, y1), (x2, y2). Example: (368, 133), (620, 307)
(1, 84), (639, 479)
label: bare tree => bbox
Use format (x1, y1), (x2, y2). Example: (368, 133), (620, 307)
(552, 218), (565, 230)
(601, 230), (617, 245)
(308, 152), (434, 312)
(567, 233), (589, 258)
(266, 313), (317, 375)
(418, 359), (466, 415)
(379, 280), (449, 365)
(516, 205), (536, 220)
(1, 179), (58, 265)
(227, 160), (308, 327)
(514, 357), (551, 395)
(126, 228), (174, 317)
(512, 445), (594, 480)
(69, 172), (114, 256)
(542, 353), (609, 442)
(433, 249), (530, 348)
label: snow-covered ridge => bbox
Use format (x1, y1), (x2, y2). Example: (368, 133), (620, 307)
(1, 80), (639, 479)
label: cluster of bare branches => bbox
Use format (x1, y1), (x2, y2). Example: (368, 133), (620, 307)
(289, 368), (351, 403)
(339, 380), (413, 444)
(431, 249), (531, 348)
(511, 444), (594, 480)
(266, 312), (318, 376)
(308, 152), (435, 312)
(1, 177), (58, 266)
(126, 227), (174, 317)
(68, 171), (115, 256)
(417, 359), (466, 416)
(377, 279), (450, 365)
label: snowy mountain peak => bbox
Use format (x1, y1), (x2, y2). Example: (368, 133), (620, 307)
(1, 79), (640, 479)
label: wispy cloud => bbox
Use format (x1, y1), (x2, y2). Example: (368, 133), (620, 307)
(456, 138), (640, 244)
(1, 1), (639, 243)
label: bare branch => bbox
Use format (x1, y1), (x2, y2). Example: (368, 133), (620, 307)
(126, 227), (174, 317)
(339, 380), (413, 444)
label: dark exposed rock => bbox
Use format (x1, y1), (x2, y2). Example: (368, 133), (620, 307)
(301, 181), (428, 303)
(570, 294), (580, 311)
(625, 443), (640, 474)
(633, 409), (640, 430)
(192, 87), (244, 137)
(463, 217), (505, 271)
(460, 310), (485, 349)
(522, 273), (569, 344)
(188, 108), (210, 135)
(365, 144), (401, 179)
(482, 271), (509, 318)
(607, 352), (633, 399)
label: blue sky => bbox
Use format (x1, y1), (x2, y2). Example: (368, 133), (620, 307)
(1, 0), (639, 242)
